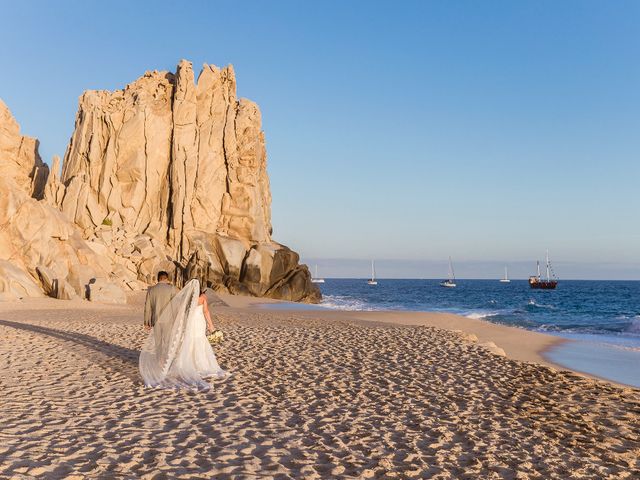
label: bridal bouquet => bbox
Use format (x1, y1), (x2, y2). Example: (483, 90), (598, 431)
(207, 330), (224, 345)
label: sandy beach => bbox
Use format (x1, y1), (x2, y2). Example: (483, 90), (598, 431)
(1, 294), (638, 479)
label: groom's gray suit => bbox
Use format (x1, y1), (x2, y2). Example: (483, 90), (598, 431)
(144, 281), (178, 328)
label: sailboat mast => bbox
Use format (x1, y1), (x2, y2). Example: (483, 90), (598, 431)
(371, 260), (375, 281)
(537, 260), (541, 278)
(449, 256), (455, 281)
(546, 250), (550, 281)
(504, 266), (508, 280)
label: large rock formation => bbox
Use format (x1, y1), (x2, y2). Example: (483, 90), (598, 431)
(0, 60), (320, 303)
(0, 102), (127, 302)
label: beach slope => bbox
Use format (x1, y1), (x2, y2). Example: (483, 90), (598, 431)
(0, 295), (638, 478)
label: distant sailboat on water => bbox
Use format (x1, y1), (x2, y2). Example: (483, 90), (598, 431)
(500, 266), (511, 283)
(311, 264), (325, 284)
(440, 257), (456, 288)
(367, 260), (378, 285)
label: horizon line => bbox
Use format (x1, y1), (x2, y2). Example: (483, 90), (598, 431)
(310, 277), (640, 282)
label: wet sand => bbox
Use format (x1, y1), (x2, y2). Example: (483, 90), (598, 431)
(0, 294), (638, 478)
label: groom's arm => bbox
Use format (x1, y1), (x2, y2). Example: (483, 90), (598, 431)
(144, 289), (153, 329)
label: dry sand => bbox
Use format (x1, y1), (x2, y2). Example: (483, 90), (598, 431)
(1, 294), (638, 479)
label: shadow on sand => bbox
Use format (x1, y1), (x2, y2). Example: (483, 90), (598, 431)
(0, 319), (141, 381)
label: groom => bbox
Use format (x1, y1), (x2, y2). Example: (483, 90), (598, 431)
(144, 271), (178, 330)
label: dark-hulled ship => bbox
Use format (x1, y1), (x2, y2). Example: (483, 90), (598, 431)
(529, 250), (558, 289)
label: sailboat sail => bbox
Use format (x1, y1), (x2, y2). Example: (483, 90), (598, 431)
(440, 257), (457, 287)
(500, 266), (510, 283)
(367, 260), (378, 285)
(311, 264), (325, 283)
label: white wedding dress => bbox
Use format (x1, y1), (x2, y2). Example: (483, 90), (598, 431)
(139, 279), (227, 389)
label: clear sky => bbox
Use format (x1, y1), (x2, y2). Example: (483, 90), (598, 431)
(1, 1), (639, 279)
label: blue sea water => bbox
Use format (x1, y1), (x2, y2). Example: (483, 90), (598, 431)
(316, 279), (640, 387)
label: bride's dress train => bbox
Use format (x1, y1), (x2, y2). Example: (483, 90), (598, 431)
(139, 279), (227, 389)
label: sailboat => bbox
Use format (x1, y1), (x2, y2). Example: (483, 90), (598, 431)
(367, 260), (378, 285)
(311, 264), (325, 284)
(529, 250), (558, 289)
(500, 266), (511, 283)
(440, 257), (456, 288)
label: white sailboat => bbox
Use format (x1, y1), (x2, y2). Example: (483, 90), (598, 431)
(440, 257), (456, 288)
(311, 264), (325, 284)
(367, 260), (378, 285)
(500, 266), (511, 283)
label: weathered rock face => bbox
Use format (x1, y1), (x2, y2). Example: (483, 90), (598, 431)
(0, 102), (135, 302)
(0, 174), (126, 302)
(57, 61), (274, 248)
(0, 99), (49, 199)
(0, 260), (44, 301)
(0, 60), (319, 303)
(59, 70), (174, 237)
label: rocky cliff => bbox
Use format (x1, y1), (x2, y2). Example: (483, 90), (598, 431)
(0, 100), (125, 302)
(0, 61), (320, 303)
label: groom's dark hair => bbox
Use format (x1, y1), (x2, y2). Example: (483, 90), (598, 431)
(157, 271), (170, 281)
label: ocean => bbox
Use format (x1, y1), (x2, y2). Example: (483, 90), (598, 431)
(316, 279), (640, 387)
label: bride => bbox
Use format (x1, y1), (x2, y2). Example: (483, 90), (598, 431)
(139, 279), (227, 389)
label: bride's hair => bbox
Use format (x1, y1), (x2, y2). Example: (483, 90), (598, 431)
(191, 278), (207, 296)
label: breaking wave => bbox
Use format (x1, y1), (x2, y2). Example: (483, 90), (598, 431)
(626, 316), (640, 334)
(320, 295), (381, 311)
(464, 311), (500, 320)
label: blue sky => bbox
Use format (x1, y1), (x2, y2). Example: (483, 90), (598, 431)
(1, 1), (639, 278)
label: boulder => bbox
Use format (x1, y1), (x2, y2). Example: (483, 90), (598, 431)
(241, 247), (266, 295)
(215, 236), (247, 279)
(265, 265), (321, 303)
(56, 280), (79, 300)
(88, 278), (127, 304)
(0, 260), (43, 300)
(237, 243), (321, 302)
(67, 264), (97, 299)
(133, 236), (153, 256)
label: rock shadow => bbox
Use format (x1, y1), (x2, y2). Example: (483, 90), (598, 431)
(0, 319), (140, 380)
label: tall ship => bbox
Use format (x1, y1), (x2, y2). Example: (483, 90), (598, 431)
(529, 250), (558, 289)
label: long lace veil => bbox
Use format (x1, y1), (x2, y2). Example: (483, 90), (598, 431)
(139, 279), (199, 387)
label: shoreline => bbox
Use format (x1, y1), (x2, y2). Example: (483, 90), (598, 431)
(217, 293), (636, 388)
